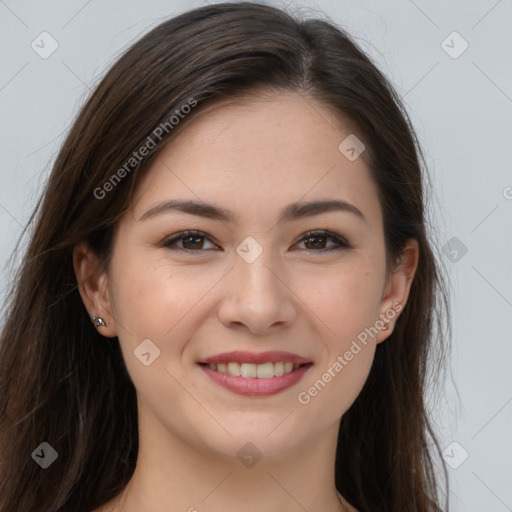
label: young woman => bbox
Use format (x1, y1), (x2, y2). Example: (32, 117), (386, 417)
(0, 2), (451, 511)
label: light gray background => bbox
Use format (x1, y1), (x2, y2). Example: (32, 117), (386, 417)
(1, 1), (511, 510)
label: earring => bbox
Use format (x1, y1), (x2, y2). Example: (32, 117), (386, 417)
(91, 315), (107, 328)
(379, 314), (389, 330)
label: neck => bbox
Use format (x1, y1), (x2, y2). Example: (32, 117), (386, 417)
(109, 404), (349, 512)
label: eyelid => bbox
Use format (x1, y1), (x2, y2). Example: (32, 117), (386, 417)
(162, 230), (219, 252)
(162, 229), (351, 253)
(295, 230), (350, 249)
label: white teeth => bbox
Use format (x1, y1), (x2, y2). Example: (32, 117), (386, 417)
(256, 362), (274, 378)
(227, 362), (241, 376)
(240, 363), (257, 378)
(206, 361), (302, 378)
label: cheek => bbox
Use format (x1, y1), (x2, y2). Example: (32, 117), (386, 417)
(298, 259), (383, 341)
(108, 256), (209, 408)
(293, 262), (381, 414)
(109, 253), (227, 375)
(110, 251), (205, 335)
(297, 331), (376, 423)
(332, 342), (375, 414)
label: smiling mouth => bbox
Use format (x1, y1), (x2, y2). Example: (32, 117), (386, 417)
(199, 361), (310, 378)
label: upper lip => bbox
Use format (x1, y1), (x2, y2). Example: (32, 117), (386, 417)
(198, 350), (312, 365)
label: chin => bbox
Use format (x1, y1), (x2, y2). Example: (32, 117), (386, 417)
(184, 413), (309, 463)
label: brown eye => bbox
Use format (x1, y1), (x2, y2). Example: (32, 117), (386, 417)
(295, 231), (350, 252)
(181, 234), (205, 250)
(162, 231), (218, 252)
(162, 229), (350, 254)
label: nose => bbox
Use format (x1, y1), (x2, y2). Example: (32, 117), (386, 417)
(216, 247), (297, 335)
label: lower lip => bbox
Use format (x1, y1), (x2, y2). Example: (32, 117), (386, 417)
(199, 363), (313, 397)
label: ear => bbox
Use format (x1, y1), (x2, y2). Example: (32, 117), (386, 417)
(376, 238), (419, 344)
(73, 241), (117, 338)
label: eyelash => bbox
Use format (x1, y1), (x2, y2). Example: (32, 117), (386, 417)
(161, 230), (351, 254)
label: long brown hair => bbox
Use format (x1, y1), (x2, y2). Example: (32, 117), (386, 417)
(0, 3), (451, 511)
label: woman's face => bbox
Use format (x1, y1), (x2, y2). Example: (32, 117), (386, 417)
(80, 91), (416, 461)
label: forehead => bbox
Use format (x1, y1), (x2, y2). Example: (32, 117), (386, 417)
(158, 91), (359, 169)
(130, 91), (381, 228)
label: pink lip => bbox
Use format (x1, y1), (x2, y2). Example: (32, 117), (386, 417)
(199, 363), (313, 397)
(198, 350), (312, 365)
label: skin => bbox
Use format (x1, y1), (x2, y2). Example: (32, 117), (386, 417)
(74, 90), (418, 512)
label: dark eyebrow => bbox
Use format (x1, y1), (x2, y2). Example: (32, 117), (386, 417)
(138, 198), (367, 225)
